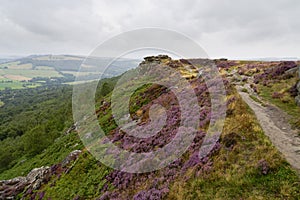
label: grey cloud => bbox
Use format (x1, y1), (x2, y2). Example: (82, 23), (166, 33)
(0, 0), (299, 58)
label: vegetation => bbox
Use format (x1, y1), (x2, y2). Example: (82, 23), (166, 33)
(258, 79), (300, 129)
(0, 76), (119, 175)
(168, 91), (299, 199)
(0, 57), (299, 199)
(0, 85), (73, 173)
(0, 55), (139, 90)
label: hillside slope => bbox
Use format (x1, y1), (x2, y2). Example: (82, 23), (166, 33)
(1, 56), (300, 199)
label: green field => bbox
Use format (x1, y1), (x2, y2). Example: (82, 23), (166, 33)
(0, 67), (62, 90)
(0, 61), (20, 69)
(35, 66), (55, 70)
(61, 70), (99, 76)
(0, 81), (41, 90)
(0, 55), (138, 91)
(0, 69), (62, 78)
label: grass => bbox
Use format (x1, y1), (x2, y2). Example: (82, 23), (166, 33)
(0, 68), (63, 78)
(0, 131), (112, 199)
(42, 151), (112, 200)
(168, 88), (300, 199)
(0, 67), (61, 90)
(35, 66), (55, 70)
(61, 71), (99, 76)
(0, 61), (20, 69)
(1, 60), (300, 199)
(241, 88), (248, 93)
(0, 81), (41, 90)
(0, 131), (83, 180)
(7, 63), (33, 70)
(249, 94), (266, 106)
(257, 77), (300, 129)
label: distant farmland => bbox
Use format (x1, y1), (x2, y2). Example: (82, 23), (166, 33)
(0, 55), (140, 90)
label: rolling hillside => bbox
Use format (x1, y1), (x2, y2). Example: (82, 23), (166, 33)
(0, 55), (140, 90)
(0, 56), (299, 199)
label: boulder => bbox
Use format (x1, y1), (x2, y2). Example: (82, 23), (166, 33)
(61, 150), (82, 167)
(26, 166), (51, 190)
(0, 167), (50, 199)
(284, 66), (298, 75)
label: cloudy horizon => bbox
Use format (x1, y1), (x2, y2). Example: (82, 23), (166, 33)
(0, 0), (299, 59)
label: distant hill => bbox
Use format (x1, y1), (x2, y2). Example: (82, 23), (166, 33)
(250, 57), (299, 61)
(0, 55), (141, 90)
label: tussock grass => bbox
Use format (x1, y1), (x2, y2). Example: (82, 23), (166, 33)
(168, 88), (300, 199)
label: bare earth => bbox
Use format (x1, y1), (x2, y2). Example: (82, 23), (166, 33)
(237, 85), (300, 174)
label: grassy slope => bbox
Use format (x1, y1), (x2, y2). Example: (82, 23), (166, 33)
(11, 85), (299, 199)
(0, 59), (299, 199)
(0, 132), (82, 180)
(257, 77), (300, 131)
(168, 89), (299, 199)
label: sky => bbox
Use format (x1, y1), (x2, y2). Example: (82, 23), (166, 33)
(0, 0), (299, 59)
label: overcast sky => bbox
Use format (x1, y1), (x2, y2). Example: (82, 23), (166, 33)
(0, 0), (299, 59)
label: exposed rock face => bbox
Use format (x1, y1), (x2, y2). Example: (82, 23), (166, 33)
(137, 55), (171, 76)
(143, 55), (171, 63)
(0, 166), (51, 200)
(0, 150), (82, 199)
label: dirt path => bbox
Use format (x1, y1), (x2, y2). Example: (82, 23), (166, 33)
(236, 84), (300, 174)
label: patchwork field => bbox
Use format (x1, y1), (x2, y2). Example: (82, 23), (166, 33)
(0, 81), (40, 90)
(0, 55), (139, 90)
(3, 75), (31, 81)
(0, 69), (62, 78)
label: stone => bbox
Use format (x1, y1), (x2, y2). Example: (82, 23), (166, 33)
(294, 65), (300, 107)
(26, 166), (51, 190)
(284, 66), (298, 75)
(61, 150), (82, 167)
(295, 95), (300, 107)
(0, 167), (50, 199)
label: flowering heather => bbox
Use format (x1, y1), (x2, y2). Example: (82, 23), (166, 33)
(254, 61), (297, 84)
(96, 58), (230, 199)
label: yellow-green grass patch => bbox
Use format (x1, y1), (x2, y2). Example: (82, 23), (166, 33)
(7, 63), (32, 70)
(0, 69), (63, 78)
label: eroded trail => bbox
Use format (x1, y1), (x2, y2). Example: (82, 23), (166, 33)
(236, 85), (300, 174)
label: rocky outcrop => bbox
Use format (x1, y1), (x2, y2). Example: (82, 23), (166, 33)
(143, 55), (171, 63)
(0, 150), (82, 200)
(0, 166), (51, 199)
